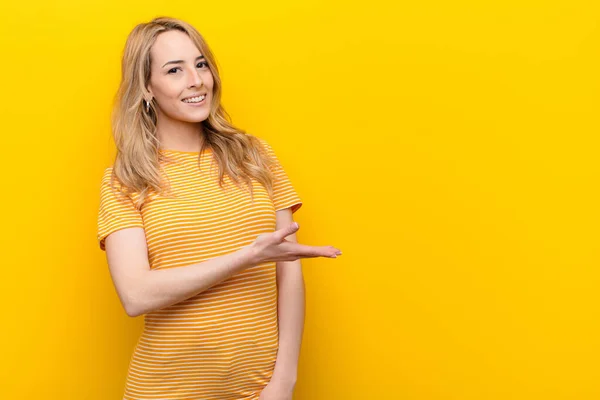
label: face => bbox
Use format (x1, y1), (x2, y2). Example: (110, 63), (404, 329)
(147, 30), (214, 123)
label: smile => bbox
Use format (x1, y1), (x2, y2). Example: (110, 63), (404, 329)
(182, 94), (206, 103)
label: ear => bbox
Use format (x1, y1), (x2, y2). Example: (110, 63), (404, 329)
(145, 84), (154, 100)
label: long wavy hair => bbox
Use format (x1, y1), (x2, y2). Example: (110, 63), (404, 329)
(110, 16), (276, 209)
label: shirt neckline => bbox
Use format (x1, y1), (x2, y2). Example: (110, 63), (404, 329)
(159, 148), (211, 155)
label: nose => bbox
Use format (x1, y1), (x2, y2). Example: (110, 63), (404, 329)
(188, 67), (204, 89)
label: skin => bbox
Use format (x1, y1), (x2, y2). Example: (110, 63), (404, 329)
(259, 207), (306, 399)
(143, 29), (311, 399)
(147, 30), (214, 152)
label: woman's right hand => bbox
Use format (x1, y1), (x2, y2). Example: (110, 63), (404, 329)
(247, 222), (342, 265)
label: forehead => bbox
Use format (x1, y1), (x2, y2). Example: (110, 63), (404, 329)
(150, 30), (202, 64)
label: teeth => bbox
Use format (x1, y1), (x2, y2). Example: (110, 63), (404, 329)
(183, 95), (206, 103)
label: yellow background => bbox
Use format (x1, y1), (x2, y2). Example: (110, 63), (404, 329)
(0, 1), (599, 399)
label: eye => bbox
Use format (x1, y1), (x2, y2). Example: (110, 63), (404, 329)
(167, 62), (207, 74)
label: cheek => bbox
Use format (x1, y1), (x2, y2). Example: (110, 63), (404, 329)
(152, 84), (180, 105)
(204, 72), (215, 88)
(159, 89), (185, 108)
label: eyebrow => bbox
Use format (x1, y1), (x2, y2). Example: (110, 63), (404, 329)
(162, 55), (205, 68)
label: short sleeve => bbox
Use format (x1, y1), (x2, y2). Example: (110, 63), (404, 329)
(259, 138), (303, 213)
(97, 168), (144, 251)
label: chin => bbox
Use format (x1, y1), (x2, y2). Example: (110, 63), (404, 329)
(176, 109), (211, 123)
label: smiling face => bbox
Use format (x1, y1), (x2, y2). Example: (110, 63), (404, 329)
(146, 30), (214, 124)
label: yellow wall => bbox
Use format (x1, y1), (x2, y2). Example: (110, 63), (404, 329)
(0, 0), (598, 398)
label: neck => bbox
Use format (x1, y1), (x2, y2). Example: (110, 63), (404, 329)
(156, 112), (205, 152)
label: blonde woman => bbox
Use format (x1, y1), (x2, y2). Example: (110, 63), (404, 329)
(97, 16), (342, 400)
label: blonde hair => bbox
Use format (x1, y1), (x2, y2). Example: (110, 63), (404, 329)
(110, 16), (276, 209)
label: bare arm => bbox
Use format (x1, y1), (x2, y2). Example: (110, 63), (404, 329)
(104, 223), (340, 318)
(104, 227), (255, 317)
(270, 207), (305, 388)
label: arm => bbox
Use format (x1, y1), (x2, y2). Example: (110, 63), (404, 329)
(269, 207), (306, 387)
(104, 227), (256, 317)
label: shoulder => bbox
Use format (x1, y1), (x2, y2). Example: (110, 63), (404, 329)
(99, 167), (128, 194)
(253, 135), (268, 147)
(252, 135), (275, 155)
(101, 167), (113, 181)
(100, 167), (121, 188)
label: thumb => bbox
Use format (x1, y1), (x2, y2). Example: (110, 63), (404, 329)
(276, 222), (299, 240)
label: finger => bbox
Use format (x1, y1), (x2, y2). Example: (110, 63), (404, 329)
(287, 243), (339, 258)
(274, 222), (300, 241)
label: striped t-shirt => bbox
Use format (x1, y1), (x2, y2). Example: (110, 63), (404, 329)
(97, 137), (302, 400)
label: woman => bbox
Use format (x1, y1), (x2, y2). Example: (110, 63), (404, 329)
(97, 16), (342, 400)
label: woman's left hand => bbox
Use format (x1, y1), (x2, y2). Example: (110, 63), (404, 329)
(258, 379), (295, 400)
